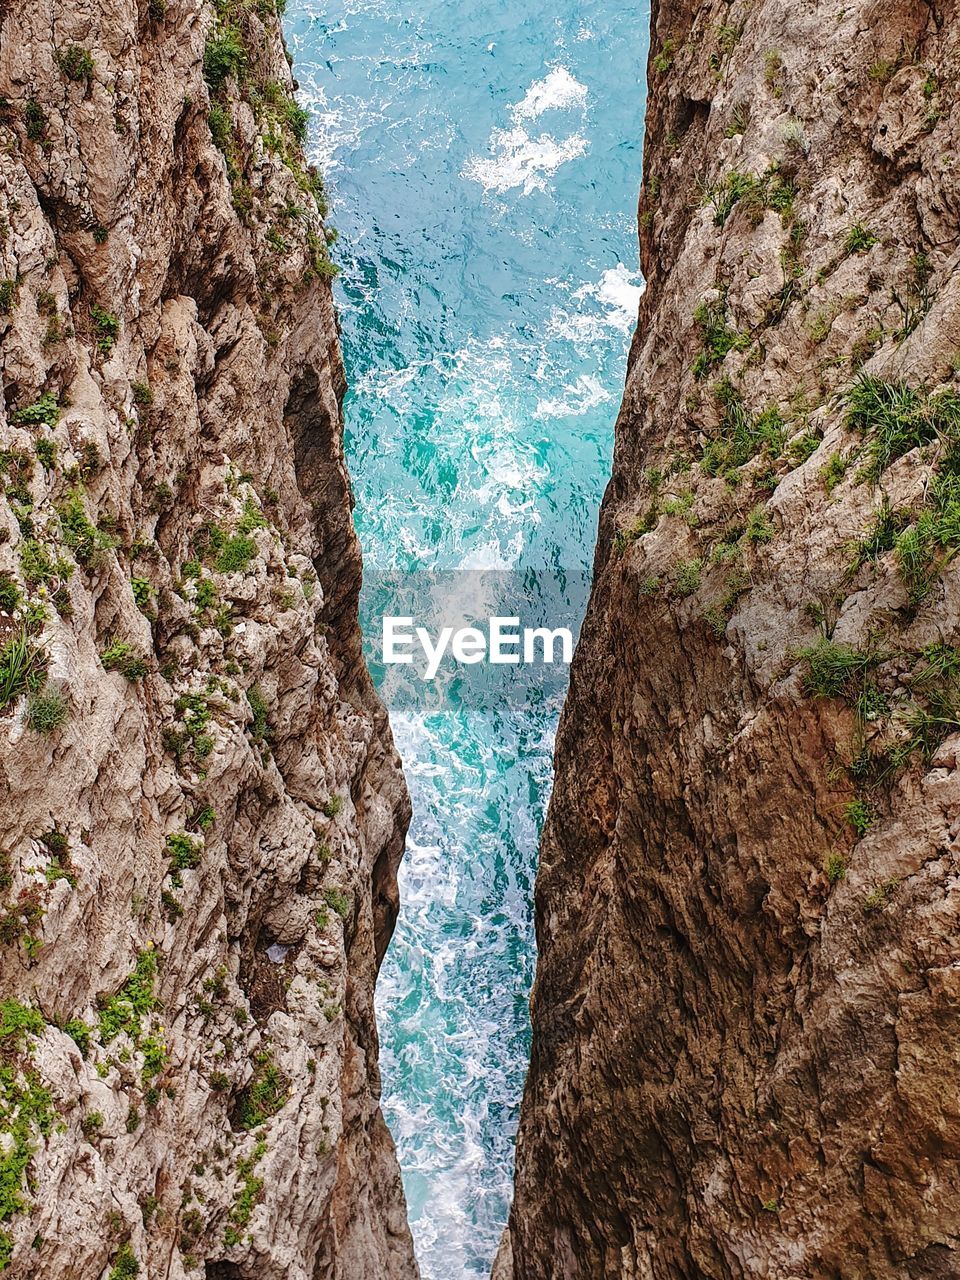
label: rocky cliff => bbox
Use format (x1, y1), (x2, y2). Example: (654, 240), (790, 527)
(505, 1), (960, 1277)
(0, 1), (416, 1277)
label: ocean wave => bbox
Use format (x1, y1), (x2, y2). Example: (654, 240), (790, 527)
(512, 65), (588, 120)
(462, 125), (588, 196)
(578, 261), (645, 326)
(534, 372), (611, 419)
(463, 64), (589, 195)
(546, 262), (644, 341)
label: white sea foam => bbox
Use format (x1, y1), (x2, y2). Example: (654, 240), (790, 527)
(546, 262), (644, 342)
(463, 127), (588, 196)
(512, 65), (588, 120)
(300, 84), (370, 172)
(534, 373), (611, 420)
(582, 262), (646, 327)
(464, 65), (589, 195)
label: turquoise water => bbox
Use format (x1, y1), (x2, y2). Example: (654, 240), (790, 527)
(283, 4), (649, 1275)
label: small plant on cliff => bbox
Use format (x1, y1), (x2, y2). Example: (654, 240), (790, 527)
(701, 383), (784, 478)
(35, 438), (57, 471)
(25, 688), (68, 734)
(692, 297), (750, 378)
(81, 1110), (103, 1140)
(824, 852), (846, 884)
(787, 429), (821, 466)
(0, 1004), (53, 1244)
(651, 38), (677, 74)
(0, 575), (20, 613)
(11, 393), (59, 427)
(868, 60), (897, 85)
(673, 557), (703, 598)
(844, 797), (875, 836)
(707, 170), (753, 226)
(193, 805), (216, 833)
(844, 223), (878, 255)
(764, 49), (785, 97)
(321, 795), (343, 819)
(808, 310), (833, 344)
(246, 685), (269, 743)
(90, 304), (120, 354)
(237, 499), (267, 533)
(166, 692), (215, 761)
(0, 280), (16, 314)
(744, 504), (774, 544)
(108, 1243), (140, 1279)
(166, 832), (201, 875)
(203, 27), (247, 93)
(821, 451), (849, 493)
(887, 647), (960, 764)
(855, 450), (960, 605)
(58, 491), (113, 569)
(55, 46), (94, 81)
(846, 375), (960, 479)
(130, 577), (153, 614)
(235, 1053), (288, 1130)
(193, 522), (258, 574)
(24, 100), (45, 142)
(18, 541), (73, 601)
(131, 381), (153, 408)
(707, 166), (795, 228)
(215, 534), (256, 573)
(97, 949), (160, 1043)
(0, 999), (44, 1046)
(224, 1146), (265, 1246)
(723, 103), (750, 138)
(101, 640), (148, 681)
(892, 253), (935, 341)
(323, 887), (350, 918)
(851, 500), (902, 570)
(208, 102), (234, 155)
(64, 1018), (91, 1057)
(799, 638), (878, 701)
(0, 632), (45, 711)
(863, 877), (898, 911)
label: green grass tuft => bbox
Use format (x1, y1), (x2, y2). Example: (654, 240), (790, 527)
(25, 688), (67, 734)
(799, 638), (878, 700)
(692, 298), (750, 378)
(846, 374), (960, 479)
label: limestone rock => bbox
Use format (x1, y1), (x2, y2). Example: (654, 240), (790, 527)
(0, 1), (417, 1277)
(506, 1), (960, 1276)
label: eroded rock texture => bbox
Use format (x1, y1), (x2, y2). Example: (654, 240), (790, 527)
(507, 1), (960, 1277)
(0, 1), (416, 1277)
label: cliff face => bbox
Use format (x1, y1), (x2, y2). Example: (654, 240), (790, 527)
(0, 1), (416, 1277)
(505, 1), (960, 1277)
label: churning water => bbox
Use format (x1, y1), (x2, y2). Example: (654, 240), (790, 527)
(283, 3), (650, 1274)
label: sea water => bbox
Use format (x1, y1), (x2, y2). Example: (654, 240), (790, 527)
(283, 3), (650, 1275)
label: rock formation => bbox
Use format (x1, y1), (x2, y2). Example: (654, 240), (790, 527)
(505, 1), (960, 1276)
(0, 0), (416, 1276)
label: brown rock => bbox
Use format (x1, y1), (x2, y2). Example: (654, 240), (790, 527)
(505, 1), (960, 1277)
(0, 1), (417, 1277)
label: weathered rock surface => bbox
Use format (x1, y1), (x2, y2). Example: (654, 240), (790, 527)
(0, 1), (416, 1277)
(505, 1), (960, 1277)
